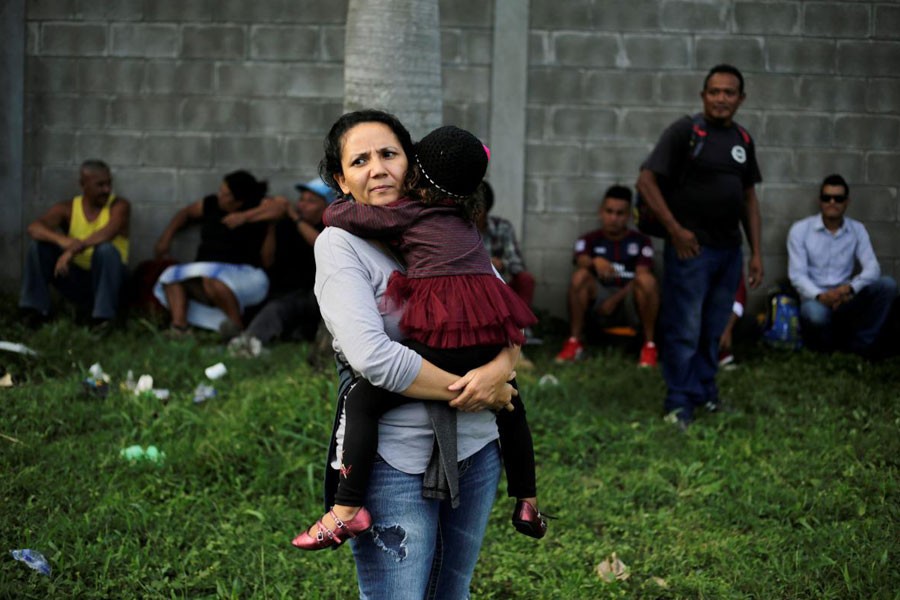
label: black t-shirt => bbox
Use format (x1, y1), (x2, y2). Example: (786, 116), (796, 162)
(642, 115), (762, 248)
(195, 194), (267, 266)
(266, 219), (323, 295)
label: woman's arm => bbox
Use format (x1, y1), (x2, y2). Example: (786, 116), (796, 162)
(404, 347), (516, 412)
(314, 228), (514, 410)
(154, 199), (203, 259)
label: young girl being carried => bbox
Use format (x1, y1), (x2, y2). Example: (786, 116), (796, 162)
(292, 125), (547, 551)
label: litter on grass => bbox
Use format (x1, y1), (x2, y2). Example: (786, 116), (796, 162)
(0, 341), (38, 356)
(1, 372), (13, 388)
(204, 362), (227, 380)
(10, 549), (51, 576)
(124, 371), (170, 401)
(83, 363), (111, 397)
(120, 444), (166, 464)
(192, 384), (217, 404)
(538, 374), (559, 387)
(596, 552), (629, 582)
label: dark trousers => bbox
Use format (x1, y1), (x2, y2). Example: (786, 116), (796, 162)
(661, 243), (742, 421)
(244, 289), (320, 343)
(334, 342), (536, 506)
(19, 240), (126, 320)
(799, 277), (898, 354)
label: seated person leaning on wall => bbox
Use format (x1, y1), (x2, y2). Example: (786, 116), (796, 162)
(20, 159), (130, 330)
(555, 185), (659, 367)
(152, 170), (272, 337)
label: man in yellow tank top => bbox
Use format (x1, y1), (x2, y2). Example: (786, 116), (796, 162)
(19, 159), (131, 328)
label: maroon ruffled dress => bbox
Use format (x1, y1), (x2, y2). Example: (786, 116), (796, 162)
(324, 197), (536, 348)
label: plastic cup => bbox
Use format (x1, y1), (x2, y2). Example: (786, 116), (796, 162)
(204, 362), (227, 380)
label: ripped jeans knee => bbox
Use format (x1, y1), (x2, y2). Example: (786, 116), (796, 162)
(371, 523), (408, 561)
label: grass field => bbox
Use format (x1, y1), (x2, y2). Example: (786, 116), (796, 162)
(1, 304), (898, 599)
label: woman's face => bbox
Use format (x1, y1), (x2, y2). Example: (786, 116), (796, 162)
(217, 182), (243, 213)
(334, 122), (409, 206)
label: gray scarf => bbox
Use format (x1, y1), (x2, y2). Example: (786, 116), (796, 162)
(422, 402), (459, 508)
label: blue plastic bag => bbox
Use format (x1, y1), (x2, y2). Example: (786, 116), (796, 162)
(10, 549), (51, 576)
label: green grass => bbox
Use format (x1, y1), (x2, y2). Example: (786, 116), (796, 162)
(1, 303), (898, 599)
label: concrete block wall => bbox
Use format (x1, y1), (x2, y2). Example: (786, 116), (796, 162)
(22, 0), (494, 266)
(24, 1), (350, 263)
(17, 0), (900, 322)
(525, 0), (900, 318)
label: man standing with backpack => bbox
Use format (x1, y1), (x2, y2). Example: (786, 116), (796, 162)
(635, 64), (763, 430)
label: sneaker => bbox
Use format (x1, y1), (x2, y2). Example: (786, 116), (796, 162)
(554, 337), (584, 363)
(704, 399), (735, 414)
(228, 334), (263, 358)
(718, 350), (737, 370)
(663, 410), (691, 432)
(638, 341), (658, 368)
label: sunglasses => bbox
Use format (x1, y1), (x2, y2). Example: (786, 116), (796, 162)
(819, 194), (847, 204)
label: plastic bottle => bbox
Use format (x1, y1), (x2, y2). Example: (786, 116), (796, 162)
(192, 384), (218, 404)
(10, 549), (51, 576)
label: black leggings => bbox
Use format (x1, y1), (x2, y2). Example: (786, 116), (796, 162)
(333, 341), (537, 506)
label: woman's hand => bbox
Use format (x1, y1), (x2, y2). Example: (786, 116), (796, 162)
(448, 366), (517, 412)
(448, 347), (519, 412)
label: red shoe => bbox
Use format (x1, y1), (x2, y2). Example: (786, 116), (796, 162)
(291, 507), (372, 551)
(718, 349), (736, 369)
(555, 337), (584, 363)
(638, 341), (657, 368)
(512, 500), (549, 539)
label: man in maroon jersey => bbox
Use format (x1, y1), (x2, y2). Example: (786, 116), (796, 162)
(555, 185), (660, 366)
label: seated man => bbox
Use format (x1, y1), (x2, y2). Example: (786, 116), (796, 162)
(476, 181), (538, 343)
(555, 185), (659, 366)
(223, 177), (334, 354)
(787, 174), (898, 356)
(19, 159), (130, 328)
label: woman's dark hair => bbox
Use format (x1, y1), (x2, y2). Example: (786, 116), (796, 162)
(318, 109), (417, 199)
(224, 170), (267, 208)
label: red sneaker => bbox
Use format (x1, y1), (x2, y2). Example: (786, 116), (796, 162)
(638, 341), (657, 368)
(554, 337), (584, 363)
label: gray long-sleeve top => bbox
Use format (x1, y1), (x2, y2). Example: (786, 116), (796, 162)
(313, 227), (498, 474)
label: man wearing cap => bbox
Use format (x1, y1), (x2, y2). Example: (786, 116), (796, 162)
(222, 178), (335, 352)
(787, 173), (898, 356)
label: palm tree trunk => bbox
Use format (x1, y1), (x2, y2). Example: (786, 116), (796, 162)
(343, 0), (442, 137)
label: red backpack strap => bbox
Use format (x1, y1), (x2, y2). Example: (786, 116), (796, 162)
(689, 113), (707, 159)
(736, 124), (751, 145)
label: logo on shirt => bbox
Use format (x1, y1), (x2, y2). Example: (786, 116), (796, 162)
(627, 243), (639, 256)
(731, 145), (746, 164)
(641, 245), (654, 258)
(574, 239), (586, 253)
(594, 246), (607, 255)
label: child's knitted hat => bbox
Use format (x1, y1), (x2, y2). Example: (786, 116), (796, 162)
(414, 126), (489, 198)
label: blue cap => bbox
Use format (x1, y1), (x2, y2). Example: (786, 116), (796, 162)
(295, 177), (337, 204)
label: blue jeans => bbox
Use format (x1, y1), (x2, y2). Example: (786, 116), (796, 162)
(800, 276), (898, 354)
(19, 240), (126, 320)
(351, 442), (501, 600)
(661, 243), (742, 421)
